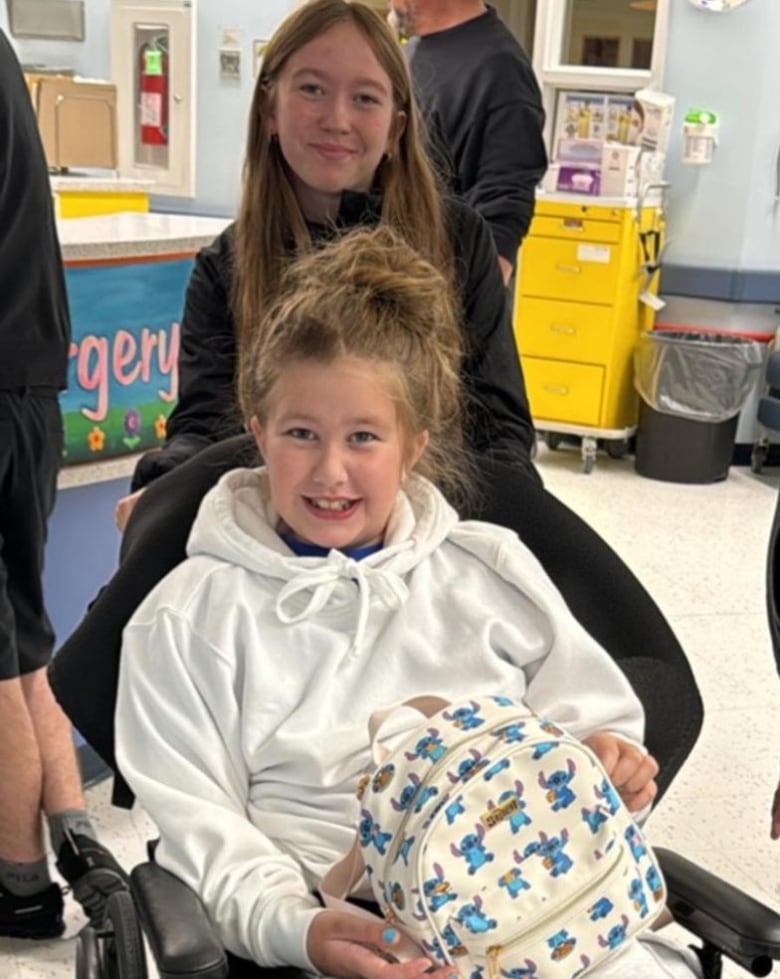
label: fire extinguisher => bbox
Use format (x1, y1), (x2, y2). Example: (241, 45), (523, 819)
(139, 43), (168, 146)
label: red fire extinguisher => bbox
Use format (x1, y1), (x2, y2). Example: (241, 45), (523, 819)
(139, 43), (168, 146)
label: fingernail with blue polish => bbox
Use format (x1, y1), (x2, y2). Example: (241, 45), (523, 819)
(382, 927), (397, 944)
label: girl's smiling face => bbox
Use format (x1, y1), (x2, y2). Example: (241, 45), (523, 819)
(251, 355), (427, 550)
(266, 21), (405, 222)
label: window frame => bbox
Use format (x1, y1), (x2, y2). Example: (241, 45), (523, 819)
(531, 0), (670, 146)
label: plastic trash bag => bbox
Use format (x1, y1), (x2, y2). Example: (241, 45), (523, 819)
(634, 330), (763, 422)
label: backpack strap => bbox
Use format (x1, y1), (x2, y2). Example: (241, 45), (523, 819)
(318, 695), (451, 962)
(319, 838), (424, 961)
(368, 695), (450, 763)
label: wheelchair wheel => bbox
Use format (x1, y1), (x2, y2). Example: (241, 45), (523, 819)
(103, 890), (148, 979)
(75, 924), (104, 979)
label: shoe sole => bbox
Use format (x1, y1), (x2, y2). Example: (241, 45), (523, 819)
(0, 920), (65, 940)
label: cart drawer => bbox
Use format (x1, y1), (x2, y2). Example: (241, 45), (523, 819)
(515, 297), (614, 363)
(518, 237), (620, 304)
(530, 215), (621, 244)
(522, 357), (604, 426)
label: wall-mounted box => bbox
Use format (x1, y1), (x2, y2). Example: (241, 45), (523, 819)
(30, 75), (118, 170)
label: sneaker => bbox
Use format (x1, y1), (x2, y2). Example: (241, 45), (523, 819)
(55, 830), (129, 927)
(0, 881), (64, 939)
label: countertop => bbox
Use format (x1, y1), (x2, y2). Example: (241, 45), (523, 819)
(57, 453), (140, 490)
(50, 174), (154, 194)
(58, 211), (232, 262)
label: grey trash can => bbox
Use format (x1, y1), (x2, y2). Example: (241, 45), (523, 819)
(634, 329), (763, 483)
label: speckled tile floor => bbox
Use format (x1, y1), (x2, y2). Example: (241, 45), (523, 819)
(4, 445), (780, 978)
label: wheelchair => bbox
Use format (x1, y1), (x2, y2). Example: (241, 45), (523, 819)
(751, 346), (780, 474)
(48, 444), (780, 979)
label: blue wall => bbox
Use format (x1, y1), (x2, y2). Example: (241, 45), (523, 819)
(44, 477), (125, 663)
(44, 476), (127, 752)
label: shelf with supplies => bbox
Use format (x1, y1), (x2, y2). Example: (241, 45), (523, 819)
(514, 193), (664, 473)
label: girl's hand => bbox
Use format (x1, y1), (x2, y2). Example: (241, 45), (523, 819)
(583, 732), (659, 813)
(307, 912), (455, 979)
(115, 487), (145, 531)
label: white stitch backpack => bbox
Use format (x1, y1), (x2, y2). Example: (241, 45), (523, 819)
(323, 695), (666, 979)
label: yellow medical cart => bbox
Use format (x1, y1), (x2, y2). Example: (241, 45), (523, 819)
(514, 194), (663, 472)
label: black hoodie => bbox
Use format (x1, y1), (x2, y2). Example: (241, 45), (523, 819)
(131, 192), (536, 490)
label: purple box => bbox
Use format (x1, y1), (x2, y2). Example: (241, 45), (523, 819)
(556, 165), (601, 196)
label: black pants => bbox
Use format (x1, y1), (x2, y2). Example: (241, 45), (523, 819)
(49, 434), (701, 805)
(0, 389), (62, 680)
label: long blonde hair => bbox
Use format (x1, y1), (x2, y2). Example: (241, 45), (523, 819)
(233, 0), (451, 371)
(241, 227), (470, 504)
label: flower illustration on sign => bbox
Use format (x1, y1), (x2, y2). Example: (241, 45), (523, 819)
(122, 408), (142, 450)
(87, 426), (106, 452)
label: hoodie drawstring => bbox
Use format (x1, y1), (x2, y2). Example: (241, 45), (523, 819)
(275, 554), (409, 655)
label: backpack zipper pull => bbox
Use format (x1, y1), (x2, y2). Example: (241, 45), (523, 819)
(487, 945), (501, 979)
(356, 773), (371, 800)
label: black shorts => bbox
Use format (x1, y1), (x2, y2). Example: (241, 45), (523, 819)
(0, 389), (63, 680)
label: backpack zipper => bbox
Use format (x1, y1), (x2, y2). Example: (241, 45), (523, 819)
(483, 843), (627, 979)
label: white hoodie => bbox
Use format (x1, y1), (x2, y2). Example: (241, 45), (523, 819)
(115, 469), (645, 971)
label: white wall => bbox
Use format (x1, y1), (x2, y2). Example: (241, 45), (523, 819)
(0, 3), (110, 76)
(661, 0), (780, 272)
(6, 0), (780, 269)
(154, 0), (293, 217)
(2, 0), (295, 219)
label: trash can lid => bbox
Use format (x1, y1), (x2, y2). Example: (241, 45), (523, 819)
(654, 323), (773, 343)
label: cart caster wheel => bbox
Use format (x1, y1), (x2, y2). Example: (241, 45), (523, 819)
(103, 891), (148, 979)
(605, 438), (629, 460)
(544, 432), (563, 450)
(581, 436), (598, 474)
(751, 444), (768, 474)
(76, 925), (104, 979)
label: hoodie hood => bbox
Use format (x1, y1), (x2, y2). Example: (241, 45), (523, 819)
(186, 468), (460, 655)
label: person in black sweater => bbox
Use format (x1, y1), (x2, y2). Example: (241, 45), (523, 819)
(50, 2), (695, 820)
(389, 1), (547, 284)
(0, 29), (126, 940)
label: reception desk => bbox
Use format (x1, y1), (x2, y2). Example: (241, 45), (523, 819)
(58, 211), (230, 469)
(48, 213), (230, 775)
(51, 175), (153, 219)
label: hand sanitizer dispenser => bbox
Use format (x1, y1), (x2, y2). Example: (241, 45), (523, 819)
(682, 109), (719, 164)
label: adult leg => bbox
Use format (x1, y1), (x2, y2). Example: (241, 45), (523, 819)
(0, 392), (127, 934)
(22, 667), (84, 817)
(471, 457), (703, 799)
(49, 434), (259, 792)
(0, 676), (46, 862)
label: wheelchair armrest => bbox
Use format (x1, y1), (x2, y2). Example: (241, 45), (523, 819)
(655, 846), (780, 976)
(130, 861), (229, 979)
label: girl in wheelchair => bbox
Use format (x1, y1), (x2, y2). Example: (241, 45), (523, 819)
(115, 228), (702, 979)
